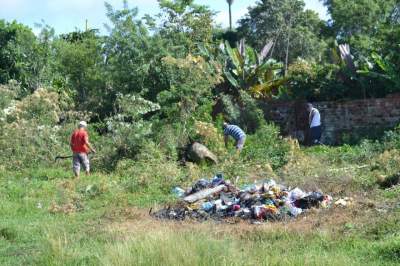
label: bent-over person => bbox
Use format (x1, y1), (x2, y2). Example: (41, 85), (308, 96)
(223, 122), (246, 154)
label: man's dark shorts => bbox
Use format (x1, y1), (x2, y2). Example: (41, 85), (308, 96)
(310, 126), (322, 144)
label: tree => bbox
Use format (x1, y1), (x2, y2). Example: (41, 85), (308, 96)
(237, 0), (326, 66)
(321, 0), (397, 56)
(156, 0), (215, 55)
(157, 54), (222, 123)
(0, 20), (51, 91)
(52, 29), (105, 111)
(226, 0), (234, 30)
(103, 2), (160, 96)
(322, 0), (396, 37)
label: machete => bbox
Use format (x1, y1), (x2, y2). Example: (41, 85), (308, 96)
(54, 155), (73, 162)
(54, 153), (95, 162)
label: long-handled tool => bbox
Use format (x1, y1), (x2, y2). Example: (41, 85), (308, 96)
(54, 152), (95, 162)
(54, 155), (73, 162)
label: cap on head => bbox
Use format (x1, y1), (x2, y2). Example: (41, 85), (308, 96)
(223, 122), (228, 129)
(78, 121), (87, 128)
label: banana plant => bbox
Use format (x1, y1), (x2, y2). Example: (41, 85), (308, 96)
(358, 52), (400, 89)
(220, 39), (286, 98)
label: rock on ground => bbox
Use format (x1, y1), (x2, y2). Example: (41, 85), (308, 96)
(188, 142), (218, 164)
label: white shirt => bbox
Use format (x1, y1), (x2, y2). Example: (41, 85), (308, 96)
(310, 108), (321, 128)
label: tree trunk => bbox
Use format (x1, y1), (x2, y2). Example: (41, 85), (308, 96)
(229, 4), (232, 30)
(285, 28), (291, 76)
(285, 15), (294, 76)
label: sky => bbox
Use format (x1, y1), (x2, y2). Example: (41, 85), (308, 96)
(0, 0), (328, 34)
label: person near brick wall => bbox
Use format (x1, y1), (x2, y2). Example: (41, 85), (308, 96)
(306, 103), (322, 145)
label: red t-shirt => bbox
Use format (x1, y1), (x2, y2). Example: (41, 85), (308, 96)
(70, 129), (89, 153)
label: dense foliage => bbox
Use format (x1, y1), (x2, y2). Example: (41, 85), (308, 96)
(1, 0), (400, 170)
(1, 3), (400, 265)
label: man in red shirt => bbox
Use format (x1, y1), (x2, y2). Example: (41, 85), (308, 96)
(70, 121), (96, 178)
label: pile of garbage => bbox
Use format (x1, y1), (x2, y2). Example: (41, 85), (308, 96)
(152, 174), (333, 222)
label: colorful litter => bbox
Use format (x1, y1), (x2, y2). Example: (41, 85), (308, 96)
(151, 174), (333, 222)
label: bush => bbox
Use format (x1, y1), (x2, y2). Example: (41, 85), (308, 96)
(92, 94), (161, 171)
(383, 125), (400, 149)
(0, 121), (73, 170)
(0, 86), (99, 170)
(192, 121), (225, 156)
(5, 88), (62, 124)
(220, 90), (265, 133)
(242, 124), (290, 169)
(157, 54), (222, 124)
(282, 60), (363, 101)
(116, 152), (183, 194)
(0, 83), (17, 111)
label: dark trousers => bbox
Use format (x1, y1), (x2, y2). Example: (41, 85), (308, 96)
(310, 126), (322, 145)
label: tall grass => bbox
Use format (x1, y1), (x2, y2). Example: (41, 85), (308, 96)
(33, 220), (400, 266)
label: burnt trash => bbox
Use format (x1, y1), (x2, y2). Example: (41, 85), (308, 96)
(295, 192), (324, 209)
(151, 174), (333, 223)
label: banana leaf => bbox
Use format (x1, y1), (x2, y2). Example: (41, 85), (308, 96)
(224, 70), (240, 88)
(224, 40), (241, 70)
(250, 78), (288, 98)
(246, 46), (257, 66)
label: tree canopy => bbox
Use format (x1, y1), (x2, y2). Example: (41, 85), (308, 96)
(0, 0), (399, 120)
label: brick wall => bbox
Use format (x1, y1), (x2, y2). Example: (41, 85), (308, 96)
(260, 95), (400, 144)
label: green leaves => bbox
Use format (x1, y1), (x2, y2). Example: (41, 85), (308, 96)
(116, 93), (160, 119)
(158, 55), (222, 123)
(0, 20), (49, 91)
(221, 40), (286, 98)
(358, 52), (400, 90)
(224, 41), (241, 70)
(237, 0), (326, 64)
(224, 70), (240, 88)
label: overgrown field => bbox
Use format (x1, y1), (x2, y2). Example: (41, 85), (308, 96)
(2, 0), (400, 265)
(1, 139), (400, 265)
(1, 87), (400, 265)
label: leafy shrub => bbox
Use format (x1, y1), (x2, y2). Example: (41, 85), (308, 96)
(0, 83), (17, 111)
(237, 91), (265, 133)
(116, 156), (183, 194)
(192, 120), (225, 156)
(95, 94), (161, 170)
(5, 88), (62, 124)
(220, 90), (265, 133)
(157, 54), (222, 124)
(0, 121), (73, 170)
(371, 149), (400, 176)
(0, 88), (78, 170)
(383, 125), (400, 149)
(242, 124), (290, 169)
(220, 94), (240, 123)
(0, 86), (102, 170)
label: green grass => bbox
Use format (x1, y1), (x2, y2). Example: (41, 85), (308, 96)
(1, 142), (400, 265)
